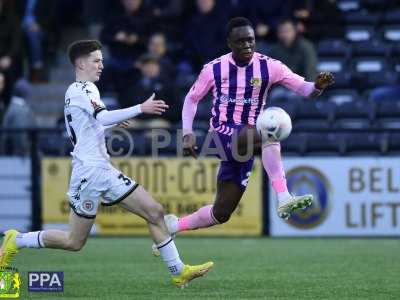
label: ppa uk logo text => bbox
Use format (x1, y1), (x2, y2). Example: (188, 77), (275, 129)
(28, 272), (64, 292)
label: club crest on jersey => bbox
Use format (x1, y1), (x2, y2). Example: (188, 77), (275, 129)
(250, 78), (261, 87)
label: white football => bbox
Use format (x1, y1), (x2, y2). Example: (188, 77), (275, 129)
(256, 107), (292, 142)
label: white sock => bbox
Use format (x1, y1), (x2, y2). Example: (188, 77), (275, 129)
(15, 231), (45, 249)
(156, 237), (184, 275)
(277, 190), (291, 204)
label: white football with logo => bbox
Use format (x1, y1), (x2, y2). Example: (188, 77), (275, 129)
(256, 107), (292, 142)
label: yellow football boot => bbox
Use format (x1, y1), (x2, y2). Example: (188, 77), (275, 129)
(172, 261), (213, 289)
(0, 230), (19, 267)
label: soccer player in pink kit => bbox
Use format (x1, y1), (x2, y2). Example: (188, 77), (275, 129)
(165, 17), (334, 235)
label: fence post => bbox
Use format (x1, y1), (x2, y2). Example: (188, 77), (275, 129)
(30, 129), (42, 231)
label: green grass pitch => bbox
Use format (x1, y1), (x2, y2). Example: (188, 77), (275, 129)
(12, 237), (399, 299)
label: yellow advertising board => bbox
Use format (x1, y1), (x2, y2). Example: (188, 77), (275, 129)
(42, 158), (262, 236)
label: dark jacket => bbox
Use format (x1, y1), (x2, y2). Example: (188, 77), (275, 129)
(269, 36), (318, 81)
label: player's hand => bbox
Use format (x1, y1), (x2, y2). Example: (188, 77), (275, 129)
(315, 72), (335, 90)
(182, 133), (198, 159)
(117, 120), (131, 129)
(140, 93), (169, 115)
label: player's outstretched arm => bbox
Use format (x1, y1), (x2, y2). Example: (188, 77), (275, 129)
(96, 93), (169, 126)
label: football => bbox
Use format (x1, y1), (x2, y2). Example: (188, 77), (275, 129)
(256, 107), (292, 142)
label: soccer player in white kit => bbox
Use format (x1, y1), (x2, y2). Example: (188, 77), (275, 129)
(0, 40), (213, 288)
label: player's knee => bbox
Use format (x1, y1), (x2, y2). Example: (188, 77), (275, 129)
(212, 208), (232, 224)
(147, 202), (165, 224)
(66, 238), (86, 251)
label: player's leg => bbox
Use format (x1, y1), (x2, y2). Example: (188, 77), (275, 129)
(167, 180), (244, 234)
(172, 158), (251, 234)
(103, 169), (213, 288)
(0, 210), (94, 267)
(118, 186), (213, 288)
(169, 127), (253, 234)
(40, 210), (94, 250)
(239, 125), (313, 219)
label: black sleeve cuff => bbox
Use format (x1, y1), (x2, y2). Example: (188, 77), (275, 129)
(93, 107), (106, 119)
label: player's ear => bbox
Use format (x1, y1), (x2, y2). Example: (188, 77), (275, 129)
(76, 57), (85, 70)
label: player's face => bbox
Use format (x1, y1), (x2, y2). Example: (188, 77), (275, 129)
(82, 50), (104, 82)
(228, 26), (256, 64)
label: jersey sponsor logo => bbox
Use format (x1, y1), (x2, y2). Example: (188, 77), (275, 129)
(219, 95), (258, 104)
(285, 167), (331, 229)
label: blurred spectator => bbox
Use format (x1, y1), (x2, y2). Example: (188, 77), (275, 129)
(183, 0), (228, 71)
(1, 79), (35, 155)
(148, 0), (183, 37)
(100, 0), (152, 92)
(19, 0), (57, 83)
(249, 0), (297, 43)
(268, 18), (317, 81)
(227, 0), (251, 19)
(298, 0), (345, 41)
(0, 0), (23, 87)
(0, 72), (8, 124)
(119, 54), (179, 122)
(147, 33), (175, 77)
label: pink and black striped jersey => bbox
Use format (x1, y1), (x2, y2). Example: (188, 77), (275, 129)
(182, 52), (317, 134)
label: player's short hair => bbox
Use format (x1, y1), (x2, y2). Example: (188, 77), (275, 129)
(227, 17), (253, 37)
(67, 40), (102, 65)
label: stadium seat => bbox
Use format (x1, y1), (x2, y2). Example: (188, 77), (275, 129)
(391, 45), (400, 60)
(353, 57), (387, 73)
(386, 133), (400, 154)
(326, 89), (360, 104)
(383, 9), (400, 25)
(271, 98), (299, 120)
(375, 101), (400, 129)
(343, 133), (383, 155)
(364, 71), (398, 88)
(361, 0), (396, 11)
(381, 25), (400, 42)
(317, 39), (350, 58)
(304, 133), (344, 156)
(281, 133), (307, 156)
(295, 100), (334, 122)
(344, 11), (380, 25)
(293, 119), (331, 130)
(351, 39), (391, 58)
(345, 26), (375, 42)
(369, 85), (400, 102)
(330, 72), (352, 89)
(317, 57), (347, 74)
(333, 100), (375, 128)
(337, 0), (360, 12)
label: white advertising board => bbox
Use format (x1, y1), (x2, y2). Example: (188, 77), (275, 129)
(0, 158), (31, 232)
(270, 158), (400, 236)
